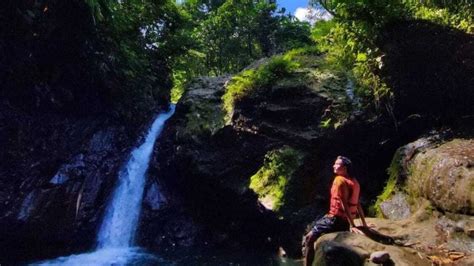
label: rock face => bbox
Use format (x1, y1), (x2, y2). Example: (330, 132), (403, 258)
(311, 213), (474, 265)
(313, 230), (430, 266)
(141, 76), (283, 255)
(0, 101), (156, 262)
(380, 192), (411, 220)
(406, 139), (474, 214)
(382, 136), (474, 215)
(143, 54), (431, 257)
(373, 136), (474, 265)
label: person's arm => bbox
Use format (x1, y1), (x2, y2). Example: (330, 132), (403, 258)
(340, 184), (356, 227)
(357, 203), (368, 227)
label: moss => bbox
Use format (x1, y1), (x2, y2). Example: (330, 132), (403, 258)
(222, 54), (299, 122)
(307, 68), (355, 130)
(406, 154), (437, 204)
(170, 76), (185, 103)
(222, 45), (355, 128)
(369, 148), (404, 217)
(424, 203), (436, 216)
(183, 99), (225, 137)
(405, 139), (474, 214)
(283, 46), (322, 67)
(249, 147), (304, 211)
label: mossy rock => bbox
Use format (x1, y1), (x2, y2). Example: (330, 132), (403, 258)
(222, 48), (355, 128)
(370, 148), (406, 218)
(371, 135), (450, 217)
(249, 146), (305, 212)
(406, 139), (474, 214)
(313, 232), (430, 266)
(179, 76), (228, 138)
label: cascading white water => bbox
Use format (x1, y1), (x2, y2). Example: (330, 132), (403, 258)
(34, 105), (175, 266)
(97, 104), (175, 248)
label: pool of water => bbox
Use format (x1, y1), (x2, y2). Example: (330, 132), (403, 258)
(29, 248), (303, 266)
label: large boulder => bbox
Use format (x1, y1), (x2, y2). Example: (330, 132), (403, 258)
(313, 231), (430, 266)
(406, 139), (474, 214)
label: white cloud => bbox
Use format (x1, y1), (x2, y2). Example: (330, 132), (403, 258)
(294, 7), (309, 21)
(294, 6), (332, 24)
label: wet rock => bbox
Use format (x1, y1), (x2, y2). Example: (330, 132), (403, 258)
(17, 190), (39, 221)
(144, 182), (167, 211)
(0, 106), (139, 262)
(466, 228), (474, 238)
(49, 154), (86, 185)
(370, 251), (390, 264)
(88, 129), (116, 153)
(314, 239), (365, 266)
(380, 192), (411, 220)
(314, 231), (429, 266)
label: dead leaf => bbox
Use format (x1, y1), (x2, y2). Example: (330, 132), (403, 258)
(404, 241), (420, 247)
(448, 252), (464, 261)
(427, 255), (453, 265)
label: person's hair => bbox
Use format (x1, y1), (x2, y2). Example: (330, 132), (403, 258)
(337, 155), (353, 177)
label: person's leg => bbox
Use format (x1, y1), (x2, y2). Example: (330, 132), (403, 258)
(304, 216), (335, 266)
(303, 230), (319, 266)
(333, 216), (350, 232)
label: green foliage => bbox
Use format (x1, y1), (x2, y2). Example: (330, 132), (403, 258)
(273, 17), (313, 54)
(169, 0), (313, 103)
(249, 147), (304, 211)
(310, 6), (398, 109)
(82, 0), (187, 122)
(311, 20), (336, 42)
(411, 3), (474, 33)
(85, 0), (109, 23)
(183, 98), (225, 137)
(310, 0), (472, 111)
(222, 55), (299, 121)
(369, 149), (403, 217)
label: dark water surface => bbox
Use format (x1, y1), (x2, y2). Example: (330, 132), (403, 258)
(24, 248), (302, 266)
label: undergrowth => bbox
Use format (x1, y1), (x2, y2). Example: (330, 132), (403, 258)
(222, 55), (299, 122)
(369, 149), (403, 217)
(249, 147), (304, 211)
(310, 1), (473, 113)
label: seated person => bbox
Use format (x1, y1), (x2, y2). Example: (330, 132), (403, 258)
(303, 156), (368, 266)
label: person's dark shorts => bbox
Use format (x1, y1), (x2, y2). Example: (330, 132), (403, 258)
(311, 215), (350, 236)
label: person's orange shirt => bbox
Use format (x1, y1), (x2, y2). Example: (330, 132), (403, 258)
(328, 175), (360, 219)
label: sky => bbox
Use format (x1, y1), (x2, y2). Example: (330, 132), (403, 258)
(277, 0), (309, 15)
(277, 0), (332, 23)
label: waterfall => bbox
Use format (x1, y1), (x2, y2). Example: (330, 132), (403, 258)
(34, 105), (175, 266)
(97, 105), (175, 248)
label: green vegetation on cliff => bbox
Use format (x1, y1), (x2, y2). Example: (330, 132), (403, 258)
(222, 55), (299, 121)
(221, 44), (356, 129)
(249, 147), (304, 211)
(170, 0), (313, 102)
(310, 0), (473, 110)
(370, 149), (403, 217)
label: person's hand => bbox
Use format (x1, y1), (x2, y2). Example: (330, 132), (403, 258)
(367, 222), (376, 228)
(350, 226), (365, 235)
